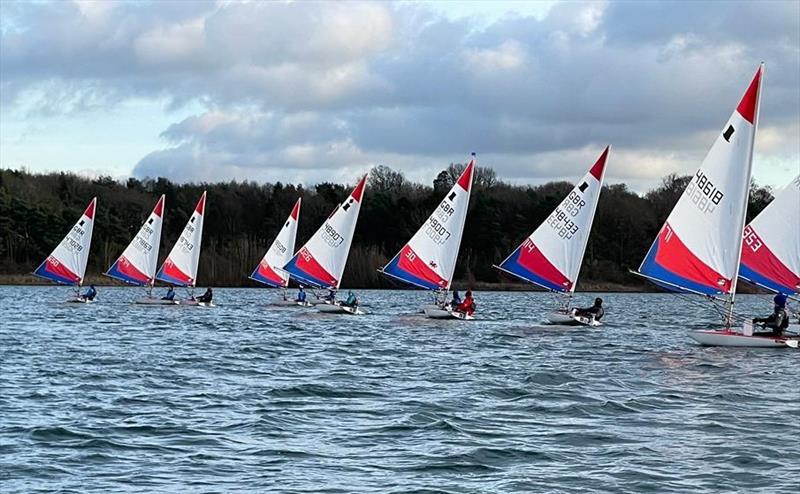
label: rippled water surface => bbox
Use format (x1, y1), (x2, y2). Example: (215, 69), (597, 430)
(2, 286), (798, 493)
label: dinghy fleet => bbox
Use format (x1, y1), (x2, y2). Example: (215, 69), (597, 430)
(31, 64), (799, 348)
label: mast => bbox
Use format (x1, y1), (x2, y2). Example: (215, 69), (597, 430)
(727, 63), (764, 327)
(445, 153), (475, 291)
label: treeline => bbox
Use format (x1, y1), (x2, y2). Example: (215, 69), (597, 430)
(0, 165), (774, 289)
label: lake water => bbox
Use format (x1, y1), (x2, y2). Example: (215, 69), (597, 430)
(2, 286), (798, 493)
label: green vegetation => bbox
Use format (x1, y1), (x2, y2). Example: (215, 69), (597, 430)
(0, 166), (773, 289)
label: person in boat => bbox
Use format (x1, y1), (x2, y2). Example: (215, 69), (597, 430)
(81, 284), (97, 301)
(162, 285), (175, 301)
(197, 287), (213, 304)
(752, 294), (789, 336)
(324, 289), (336, 303)
(342, 290), (359, 308)
(455, 290), (476, 315)
(575, 297), (604, 321)
(449, 290), (462, 309)
(296, 286), (307, 303)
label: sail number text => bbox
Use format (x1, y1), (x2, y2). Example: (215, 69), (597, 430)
(742, 225), (763, 252)
(685, 170), (724, 214)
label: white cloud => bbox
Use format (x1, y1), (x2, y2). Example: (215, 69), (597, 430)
(1, 0), (798, 191)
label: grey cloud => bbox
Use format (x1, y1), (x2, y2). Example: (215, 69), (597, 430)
(2, 0), (798, 188)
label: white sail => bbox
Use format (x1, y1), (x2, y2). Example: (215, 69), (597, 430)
(284, 176), (367, 288)
(740, 174), (800, 295)
(33, 198), (97, 286)
(496, 147), (609, 292)
(156, 191), (206, 287)
(250, 198), (301, 288)
(106, 195), (165, 286)
(637, 65), (763, 297)
(380, 156), (475, 290)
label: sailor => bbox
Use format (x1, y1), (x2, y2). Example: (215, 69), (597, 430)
(162, 285), (175, 301)
(575, 297), (604, 321)
(324, 289), (336, 303)
(752, 294), (789, 337)
(296, 286), (307, 303)
(197, 287), (213, 304)
(342, 290), (359, 308)
(82, 284), (97, 301)
(449, 290), (462, 309)
(455, 290), (476, 315)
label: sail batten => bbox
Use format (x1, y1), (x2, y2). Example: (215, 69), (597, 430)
(379, 157), (475, 291)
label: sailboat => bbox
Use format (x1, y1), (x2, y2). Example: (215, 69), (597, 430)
(249, 198), (308, 306)
(495, 147), (610, 327)
(155, 191), (211, 306)
(379, 155), (475, 320)
(104, 195), (175, 305)
(633, 64), (795, 347)
(283, 176), (368, 315)
(33, 197), (97, 303)
(740, 174), (800, 333)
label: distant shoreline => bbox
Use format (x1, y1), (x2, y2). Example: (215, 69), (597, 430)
(0, 274), (678, 293)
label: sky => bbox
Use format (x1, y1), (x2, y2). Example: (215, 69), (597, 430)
(1, 0), (798, 192)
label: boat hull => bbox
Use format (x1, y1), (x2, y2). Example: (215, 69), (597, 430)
(66, 297), (94, 304)
(180, 300), (215, 307)
(272, 299), (313, 307)
(134, 297), (179, 306)
(689, 330), (795, 348)
(318, 303), (363, 315)
(546, 310), (601, 327)
(423, 307), (474, 320)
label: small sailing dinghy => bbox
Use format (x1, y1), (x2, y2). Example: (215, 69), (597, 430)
(633, 64), (796, 348)
(495, 147), (609, 327)
(739, 174), (800, 333)
(33, 198), (97, 303)
(155, 191), (213, 306)
(283, 176), (368, 315)
(379, 155), (475, 320)
(249, 198), (310, 306)
(105, 195), (176, 305)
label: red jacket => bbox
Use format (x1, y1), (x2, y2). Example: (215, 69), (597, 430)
(457, 296), (475, 315)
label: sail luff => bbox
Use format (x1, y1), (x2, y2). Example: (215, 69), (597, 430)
(728, 63), (764, 321)
(569, 145), (609, 293)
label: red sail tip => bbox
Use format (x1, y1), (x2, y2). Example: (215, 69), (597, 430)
(589, 145), (610, 180)
(153, 195), (165, 217)
(351, 175), (368, 202)
(84, 198), (97, 219)
(736, 65), (762, 124)
(195, 191), (206, 215)
(290, 197), (301, 220)
(458, 159), (475, 191)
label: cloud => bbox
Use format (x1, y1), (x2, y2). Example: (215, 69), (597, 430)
(1, 0), (798, 189)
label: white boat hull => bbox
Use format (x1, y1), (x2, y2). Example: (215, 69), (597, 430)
(318, 303), (363, 315)
(689, 330), (797, 348)
(134, 297), (179, 306)
(180, 300), (215, 307)
(423, 307), (474, 320)
(66, 297), (94, 304)
(546, 310), (601, 327)
(272, 299), (313, 307)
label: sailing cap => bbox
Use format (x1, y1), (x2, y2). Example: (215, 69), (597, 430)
(774, 294), (787, 307)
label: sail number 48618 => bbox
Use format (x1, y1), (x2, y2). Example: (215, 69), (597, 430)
(686, 170), (724, 214)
